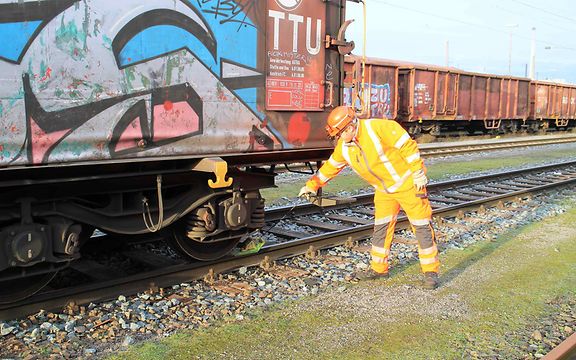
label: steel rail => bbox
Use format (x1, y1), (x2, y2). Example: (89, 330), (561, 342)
(278, 135), (576, 174)
(419, 135), (576, 156)
(267, 159), (576, 220)
(543, 332), (576, 360)
(1, 161), (576, 320)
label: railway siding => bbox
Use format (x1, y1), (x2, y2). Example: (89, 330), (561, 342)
(0, 187), (574, 359)
(113, 194), (576, 360)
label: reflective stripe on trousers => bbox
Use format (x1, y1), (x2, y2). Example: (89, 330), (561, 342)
(371, 220), (395, 273)
(370, 187), (440, 274)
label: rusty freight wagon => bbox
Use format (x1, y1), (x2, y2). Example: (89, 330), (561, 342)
(343, 56), (533, 136)
(531, 81), (576, 130)
(0, 0), (356, 303)
(397, 64), (530, 135)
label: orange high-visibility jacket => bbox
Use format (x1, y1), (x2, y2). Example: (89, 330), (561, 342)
(307, 119), (424, 194)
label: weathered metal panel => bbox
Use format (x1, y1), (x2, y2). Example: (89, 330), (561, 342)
(534, 84), (550, 119)
(343, 59), (356, 102)
(487, 78), (501, 119)
(397, 69), (411, 120)
(570, 88), (576, 119)
(500, 79), (511, 118)
(433, 72), (457, 119)
(0, 0), (345, 167)
(342, 58), (398, 119)
(436, 73), (447, 114)
(368, 64), (397, 119)
(412, 69), (435, 120)
(516, 80), (530, 119)
(446, 73), (458, 115)
(457, 75), (473, 119)
(560, 86), (570, 118)
(471, 76), (487, 120)
(551, 85), (560, 117)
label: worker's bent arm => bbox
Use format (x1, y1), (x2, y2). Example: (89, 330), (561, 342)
(306, 142), (348, 191)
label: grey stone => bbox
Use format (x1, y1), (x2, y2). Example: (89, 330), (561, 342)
(74, 326), (86, 333)
(1, 326), (15, 336)
(64, 321), (76, 333)
(122, 335), (135, 347)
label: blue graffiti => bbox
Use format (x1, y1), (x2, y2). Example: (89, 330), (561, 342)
(343, 83), (392, 119)
(116, 1), (261, 116)
(0, 21), (41, 62)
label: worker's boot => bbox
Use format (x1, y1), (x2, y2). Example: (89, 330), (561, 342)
(423, 272), (439, 290)
(356, 269), (389, 281)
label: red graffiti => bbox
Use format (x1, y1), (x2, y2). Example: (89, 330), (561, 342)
(287, 112), (311, 147)
(40, 67), (52, 82)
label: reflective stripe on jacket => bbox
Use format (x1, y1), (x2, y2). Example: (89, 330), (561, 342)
(306, 119), (424, 193)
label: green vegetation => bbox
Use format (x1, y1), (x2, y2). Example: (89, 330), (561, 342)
(114, 201), (576, 360)
(262, 148), (576, 204)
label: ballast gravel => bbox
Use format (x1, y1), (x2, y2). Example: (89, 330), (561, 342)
(0, 186), (573, 359)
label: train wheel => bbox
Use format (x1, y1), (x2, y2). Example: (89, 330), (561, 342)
(0, 269), (57, 304)
(171, 225), (243, 261)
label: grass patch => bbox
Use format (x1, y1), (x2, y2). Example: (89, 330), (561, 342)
(262, 148), (576, 204)
(113, 201), (576, 360)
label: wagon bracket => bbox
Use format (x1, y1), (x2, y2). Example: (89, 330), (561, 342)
(190, 157), (233, 189)
(325, 19), (355, 55)
(555, 118), (569, 127)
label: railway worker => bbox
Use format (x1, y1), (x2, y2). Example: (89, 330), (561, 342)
(298, 106), (440, 289)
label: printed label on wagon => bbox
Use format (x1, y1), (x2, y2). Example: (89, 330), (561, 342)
(266, 0), (325, 111)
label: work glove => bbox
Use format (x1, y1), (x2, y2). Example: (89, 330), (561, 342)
(298, 185), (317, 200)
(412, 169), (428, 191)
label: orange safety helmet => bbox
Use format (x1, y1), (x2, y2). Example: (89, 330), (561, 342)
(325, 106), (356, 137)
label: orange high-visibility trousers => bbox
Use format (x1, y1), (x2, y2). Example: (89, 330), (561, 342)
(370, 187), (439, 274)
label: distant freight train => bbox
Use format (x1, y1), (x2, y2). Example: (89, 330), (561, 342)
(344, 55), (576, 135)
(0, 0), (355, 303)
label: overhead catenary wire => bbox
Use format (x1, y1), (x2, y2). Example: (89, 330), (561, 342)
(509, 0), (576, 24)
(489, 0), (576, 33)
(370, 0), (576, 52)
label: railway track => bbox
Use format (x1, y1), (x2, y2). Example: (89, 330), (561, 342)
(418, 133), (576, 157)
(279, 134), (576, 174)
(1, 160), (576, 320)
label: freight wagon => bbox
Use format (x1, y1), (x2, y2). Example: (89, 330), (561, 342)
(531, 81), (576, 130)
(0, 0), (356, 302)
(344, 55), (574, 135)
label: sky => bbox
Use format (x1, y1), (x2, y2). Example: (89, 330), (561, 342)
(346, 0), (576, 83)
